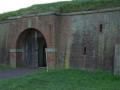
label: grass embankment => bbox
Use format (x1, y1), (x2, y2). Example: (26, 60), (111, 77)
(0, 64), (11, 69)
(0, 69), (120, 90)
(0, 0), (120, 21)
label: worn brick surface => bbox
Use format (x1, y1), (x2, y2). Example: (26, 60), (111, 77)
(0, 9), (120, 72)
(57, 11), (120, 72)
(8, 15), (56, 68)
(0, 23), (10, 65)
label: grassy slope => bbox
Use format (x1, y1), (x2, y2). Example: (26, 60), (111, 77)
(0, 69), (120, 90)
(0, 0), (120, 21)
(0, 64), (11, 69)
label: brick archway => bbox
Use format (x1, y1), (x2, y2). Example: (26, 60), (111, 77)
(16, 28), (48, 67)
(10, 28), (56, 68)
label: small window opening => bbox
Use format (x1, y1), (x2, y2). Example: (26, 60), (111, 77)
(84, 47), (86, 55)
(100, 24), (102, 32)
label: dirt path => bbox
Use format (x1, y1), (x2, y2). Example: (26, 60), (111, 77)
(0, 67), (42, 80)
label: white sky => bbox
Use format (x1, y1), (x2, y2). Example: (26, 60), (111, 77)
(0, 0), (70, 14)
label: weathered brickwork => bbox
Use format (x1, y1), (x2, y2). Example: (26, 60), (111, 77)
(0, 8), (120, 72)
(0, 23), (10, 65)
(57, 11), (120, 72)
(8, 15), (56, 68)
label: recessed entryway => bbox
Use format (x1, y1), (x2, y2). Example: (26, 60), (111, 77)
(18, 28), (47, 67)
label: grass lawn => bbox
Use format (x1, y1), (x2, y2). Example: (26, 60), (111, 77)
(0, 0), (120, 21)
(0, 69), (120, 90)
(0, 64), (11, 69)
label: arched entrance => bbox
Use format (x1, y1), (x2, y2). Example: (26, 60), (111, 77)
(16, 28), (47, 67)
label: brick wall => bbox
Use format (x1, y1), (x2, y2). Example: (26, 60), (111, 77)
(57, 10), (120, 72)
(9, 15), (56, 68)
(0, 8), (120, 72)
(0, 23), (10, 65)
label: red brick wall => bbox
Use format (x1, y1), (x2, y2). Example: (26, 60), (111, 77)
(56, 11), (120, 72)
(1, 9), (120, 72)
(9, 15), (56, 68)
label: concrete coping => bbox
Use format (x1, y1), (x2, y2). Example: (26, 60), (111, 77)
(61, 10), (99, 15)
(0, 20), (9, 24)
(8, 12), (60, 20)
(45, 48), (57, 52)
(10, 49), (22, 53)
(37, 12), (60, 16)
(99, 7), (120, 12)
(61, 7), (120, 15)
(22, 14), (37, 18)
(6, 7), (120, 20)
(8, 16), (22, 20)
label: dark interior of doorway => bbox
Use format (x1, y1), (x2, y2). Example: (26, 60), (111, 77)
(38, 37), (47, 67)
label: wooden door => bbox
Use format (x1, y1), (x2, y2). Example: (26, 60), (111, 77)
(23, 30), (38, 67)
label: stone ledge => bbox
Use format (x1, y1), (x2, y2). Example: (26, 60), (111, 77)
(99, 7), (120, 12)
(8, 16), (22, 20)
(10, 49), (22, 52)
(61, 7), (120, 16)
(7, 12), (60, 20)
(61, 10), (98, 15)
(45, 48), (57, 52)
(0, 20), (9, 24)
(37, 12), (60, 16)
(22, 14), (37, 18)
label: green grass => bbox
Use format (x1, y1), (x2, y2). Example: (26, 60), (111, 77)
(0, 0), (120, 21)
(0, 69), (120, 90)
(0, 64), (11, 69)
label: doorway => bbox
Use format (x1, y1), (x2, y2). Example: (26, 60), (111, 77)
(22, 29), (47, 67)
(38, 37), (47, 67)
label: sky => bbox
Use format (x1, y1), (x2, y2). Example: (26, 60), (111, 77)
(0, 0), (70, 14)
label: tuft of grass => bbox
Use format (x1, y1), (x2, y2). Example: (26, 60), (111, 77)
(0, 64), (11, 69)
(0, 0), (120, 21)
(0, 69), (120, 90)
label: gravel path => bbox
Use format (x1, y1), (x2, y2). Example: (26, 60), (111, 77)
(0, 67), (42, 80)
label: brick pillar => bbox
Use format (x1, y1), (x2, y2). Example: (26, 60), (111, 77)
(46, 48), (56, 69)
(10, 49), (16, 67)
(10, 49), (22, 67)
